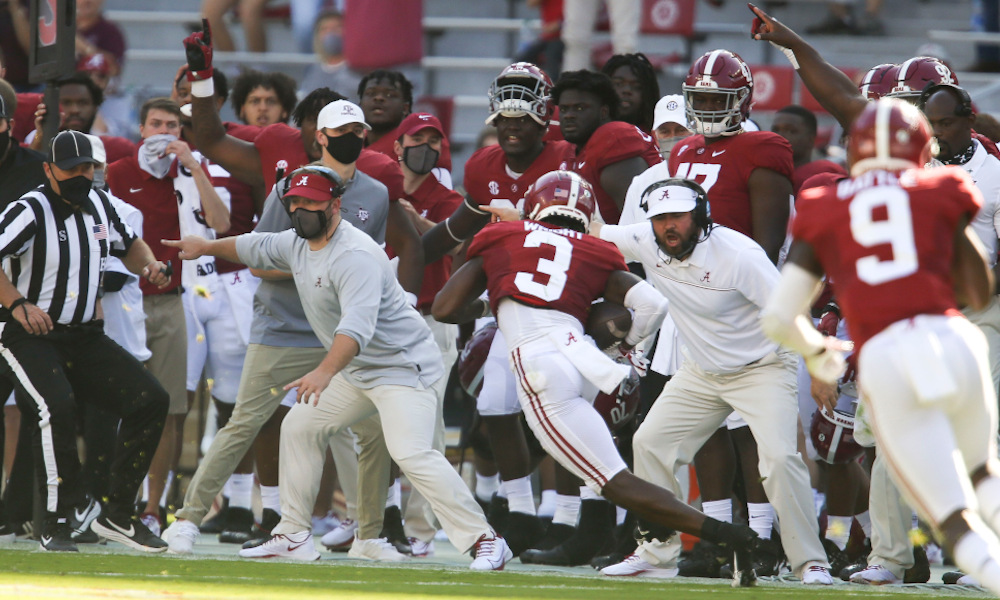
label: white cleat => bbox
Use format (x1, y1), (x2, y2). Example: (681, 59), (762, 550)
(408, 537), (435, 558)
(469, 534), (512, 571)
(849, 564), (902, 585)
(601, 553), (679, 578)
(801, 564), (835, 585)
(348, 535), (409, 562)
(238, 531), (320, 561)
(163, 519), (200, 555)
(321, 518), (358, 551)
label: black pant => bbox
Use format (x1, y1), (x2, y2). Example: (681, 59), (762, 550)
(0, 320), (168, 518)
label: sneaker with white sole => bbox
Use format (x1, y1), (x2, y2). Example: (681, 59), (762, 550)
(470, 534), (512, 571)
(91, 514), (167, 553)
(238, 532), (320, 561)
(801, 564), (834, 585)
(850, 564), (902, 585)
(601, 553), (679, 578)
(348, 535), (408, 562)
(321, 518), (358, 551)
(408, 537), (435, 558)
(69, 496), (102, 542)
(311, 512), (341, 537)
(163, 519), (200, 554)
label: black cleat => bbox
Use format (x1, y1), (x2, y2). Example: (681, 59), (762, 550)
(379, 505), (412, 555)
(502, 511), (545, 558)
(903, 545), (930, 584)
(91, 513), (168, 553)
(219, 506), (255, 544)
(40, 517), (78, 552)
(519, 500), (614, 566)
(69, 496), (102, 543)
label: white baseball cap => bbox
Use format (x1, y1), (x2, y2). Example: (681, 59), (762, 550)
(644, 183), (699, 218)
(83, 133), (107, 165)
(317, 100), (371, 131)
(653, 94), (687, 130)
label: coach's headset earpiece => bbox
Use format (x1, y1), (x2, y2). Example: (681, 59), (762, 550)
(279, 165), (347, 213)
(639, 177), (712, 231)
(918, 82), (973, 118)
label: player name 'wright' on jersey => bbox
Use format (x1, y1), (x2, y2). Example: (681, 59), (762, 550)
(523, 221), (583, 239)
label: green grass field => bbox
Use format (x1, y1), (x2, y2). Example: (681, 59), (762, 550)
(0, 549), (992, 600)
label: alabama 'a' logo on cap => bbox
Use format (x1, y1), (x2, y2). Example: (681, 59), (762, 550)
(294, 174), (310, 187)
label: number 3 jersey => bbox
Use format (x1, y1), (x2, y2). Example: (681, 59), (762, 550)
(467, 221), (627, 342)
(669, 131), (793, 236)
(793, 166), (982, 350)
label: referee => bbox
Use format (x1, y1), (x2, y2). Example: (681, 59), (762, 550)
(0, 131), (171, 552)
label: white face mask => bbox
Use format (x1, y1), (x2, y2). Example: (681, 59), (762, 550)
(138, 133), (178, 179)
(658, 136), (688, 160)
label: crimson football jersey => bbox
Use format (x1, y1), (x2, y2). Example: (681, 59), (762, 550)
(464, 141), (574, 209)
(669, 131), (794, 237)
(467, 220), (627, 325)
(793, 160), (846, 197)
(794, 167), (982, 351)
(572, 121), (661, 224)
(254, 123), (310, 193)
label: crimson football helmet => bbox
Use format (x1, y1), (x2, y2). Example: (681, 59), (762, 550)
(847, 98), (935, 176)
(682, 49), (753, 137)
(593, 375), (640, 433)
(457, 322), (498, 397)
(524, 170), (597, 233)
(486, 62), (553, 126)
(810, 409), (864, 464)
(886, 56), (958, 102)
(858, 63), (898, 100)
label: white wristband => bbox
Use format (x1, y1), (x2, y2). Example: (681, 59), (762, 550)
(405, 292), (418, 308)
(191, 78), (215, 98)
(771, 42), (800, 70)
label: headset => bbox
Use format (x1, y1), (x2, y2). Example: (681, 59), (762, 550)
(279, 165), (347, 212)
(639, 177), (712, 231)
(918, 82), (973, 118)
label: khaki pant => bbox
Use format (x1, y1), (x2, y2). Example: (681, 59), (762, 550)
(175, 344), (326, 524)
(143, 294), (188, 414)
(633, 351), (828, 575)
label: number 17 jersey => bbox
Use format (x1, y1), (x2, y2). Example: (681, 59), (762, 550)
(793, 166), (982, 350)
(467, 221), (628, 326)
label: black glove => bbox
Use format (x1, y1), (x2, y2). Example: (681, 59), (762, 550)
(183, 18), (214, 81)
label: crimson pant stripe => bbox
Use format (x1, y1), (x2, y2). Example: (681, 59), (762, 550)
(513, 348), (606, 485)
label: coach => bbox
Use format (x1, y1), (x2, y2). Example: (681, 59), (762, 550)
(0, 131), (171, 552)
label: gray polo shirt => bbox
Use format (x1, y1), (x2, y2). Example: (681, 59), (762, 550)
(237, 220), (443, 389)
(249, 169), (390, 347)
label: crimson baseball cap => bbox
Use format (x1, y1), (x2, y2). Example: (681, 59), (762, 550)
(76, 53), (112, 75)
(399, 112), (444, 138)
(49, 130), (100, 169)
(284, 168), (344, 202)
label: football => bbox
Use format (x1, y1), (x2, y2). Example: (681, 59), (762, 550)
(586, 301), (632, 350)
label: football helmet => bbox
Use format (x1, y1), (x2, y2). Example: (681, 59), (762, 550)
(486, 62), (553, 126)
(858, 63), (898, 100)
(457, 322), (497, 397)
(593, 372), (640, 433)
(847, 98), (935, 176)
(524, 170), (597, 233)
(810, 409), (865, 464)
(886, 56), (958, 102)
(682, 49), (753, 137)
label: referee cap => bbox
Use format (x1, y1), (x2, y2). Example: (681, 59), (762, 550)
(50, 130), (100, 170)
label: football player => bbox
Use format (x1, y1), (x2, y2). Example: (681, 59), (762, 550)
(600, 53), (661, 133)
(432, 170), (760, 585)
(762, 97), (1000, 597)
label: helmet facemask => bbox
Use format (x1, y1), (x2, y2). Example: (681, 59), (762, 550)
(682, 86), (749, 137)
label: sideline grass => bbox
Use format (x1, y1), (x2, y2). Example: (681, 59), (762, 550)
(0, 550), (990, 600)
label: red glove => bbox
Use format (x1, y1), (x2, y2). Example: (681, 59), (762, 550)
(183, 18), (214, 82)
(817, 300), (841, 338)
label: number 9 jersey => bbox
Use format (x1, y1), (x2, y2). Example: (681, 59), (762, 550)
(466, 220), (627, 330)
(793, 166), (982, 351)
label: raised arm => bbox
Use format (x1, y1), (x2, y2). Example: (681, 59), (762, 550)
(169, 140), (231, 233)
(748, 3), (867, 130)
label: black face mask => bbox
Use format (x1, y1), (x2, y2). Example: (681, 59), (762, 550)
(54, 174), (94, 208)
(290, 207), (330, 239)
(402, 143), (439, 175)
(322, 132), (364, 164)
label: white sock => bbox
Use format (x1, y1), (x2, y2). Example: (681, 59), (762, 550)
(552, 494), (581, 527)
(953, 520), (1000, 596)
(975, 475), (1000, 534)
(503, 476), (536, 515)
(826, 515), (853, 550)
(616, 505), (627, 525)
(223, 478), (233, 499)
(748, 502), (774, 539)
(579, 485), (602, 501)
(702, 499), (732, 523)
(260, 485), (281, 514)
(538, 490), (557, 518)
(160, 470), (174, 509)
(813, 490), (826, 517)
(475, 473), (500, 503)
(386, 479), (401, 508)
(229, 473), (254, 510)
(141, 475), (149, 503)
(854, 510), (872, 539)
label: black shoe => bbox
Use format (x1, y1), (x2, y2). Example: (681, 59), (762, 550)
(838, 538), (871, 581)
(378, 505), (411, 555)
(219, 506), (255, 544)
(751, 536), (785, 577)
(530, 522), (575, 551)
(519, 499), (615, 566)
(903, 545), (930, 584)
(251, 508), (281, 538)
(942, 570), (969, 584)
(486, 493), (509, 533)
(590, 516), (640, 570)
(91, 513), (168, 553)
(242, 534), (273, 550)
(678, 540), (729, 578)
(9, 520), (34, 539)
(822, 538), (851, 575)
(69, 496), (102, 542)
(40, 517), (78, 552)
(501, 511), (545, 558)
(200, 497), (229, 534)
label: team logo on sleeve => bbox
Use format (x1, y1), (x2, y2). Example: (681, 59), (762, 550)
(357, 208), (370, 223)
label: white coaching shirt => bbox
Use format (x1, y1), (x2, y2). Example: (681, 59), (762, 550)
(961, 139), (1000, 266)
(600, 223), (780, 373)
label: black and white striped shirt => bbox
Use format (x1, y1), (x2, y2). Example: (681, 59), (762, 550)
(0, 187), (136, 325)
